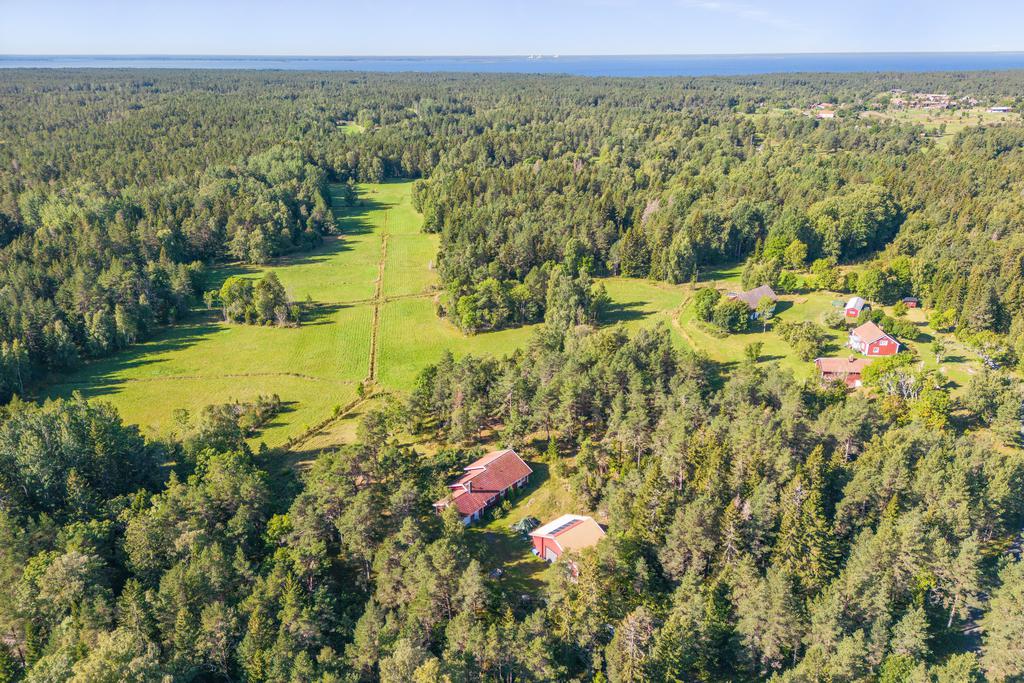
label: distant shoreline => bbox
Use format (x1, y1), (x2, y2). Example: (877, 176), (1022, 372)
(4, 52), (1024, 77)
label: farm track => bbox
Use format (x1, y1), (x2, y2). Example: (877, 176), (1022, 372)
(284, 206), (394, 457)
(366, 213), (389, 383)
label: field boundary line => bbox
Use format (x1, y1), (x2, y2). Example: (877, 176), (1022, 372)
(366, 212), (389, 384)
(327, 290), (434, 307)
(284, 393), (369, 452)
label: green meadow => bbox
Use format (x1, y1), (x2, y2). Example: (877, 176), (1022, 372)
(44, 181), (689, 450)
(43, 178), (986, 454)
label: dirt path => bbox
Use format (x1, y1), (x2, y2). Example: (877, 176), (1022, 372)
(366, 213), (389, 384)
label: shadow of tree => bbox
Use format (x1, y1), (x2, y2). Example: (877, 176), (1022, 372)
(44, 311), (226, 401)
(601, 300), (649, 325)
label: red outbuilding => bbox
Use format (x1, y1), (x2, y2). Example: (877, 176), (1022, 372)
(814, 356), (874, 388)
(845, 296), (869, 318)
(530, 515), (606, 563)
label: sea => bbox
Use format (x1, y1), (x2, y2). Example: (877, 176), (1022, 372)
(3, 53), (1024, 77)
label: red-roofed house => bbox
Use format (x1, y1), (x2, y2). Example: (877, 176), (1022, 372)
(433, 449), (533, 525)
(530, 514), (606, 562)
(814, 356), (874, 388)
(849, 321), (900, 357)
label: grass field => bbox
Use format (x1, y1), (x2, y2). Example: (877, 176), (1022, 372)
(338, 122), (365, 135)
(45, 303), (371, 447)
(42, 184), (410, 447)
(861, 106), (1018, 147)
(44, 175), (989, 451)
(44, 180), (694, 450)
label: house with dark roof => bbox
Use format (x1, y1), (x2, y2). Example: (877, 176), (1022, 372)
(814, 356), (874, 388)
(726, 285), (778, 319)
(530, 514), (606, 568)
(849, 321), (900, 357)
(433, 449), (533, 525)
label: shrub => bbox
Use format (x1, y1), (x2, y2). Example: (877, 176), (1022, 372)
(822, 308), (846, 330)
(712, 299), (751, 333)
(691, 288), (721, 322)
(776, 320), (830, 361)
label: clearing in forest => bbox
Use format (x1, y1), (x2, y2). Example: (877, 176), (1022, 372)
(45, 181), (693, 451)
(41, 178), (982, 459)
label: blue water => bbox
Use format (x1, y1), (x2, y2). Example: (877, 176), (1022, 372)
(3, 53), (1024, 77)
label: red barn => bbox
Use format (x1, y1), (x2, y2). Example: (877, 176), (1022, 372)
(845, 296), (869, 318)
(433, 449), (532, 525)
(849, 321), (900, 357)
(530, 514), (606, 563)
(902, 297), (919, 308)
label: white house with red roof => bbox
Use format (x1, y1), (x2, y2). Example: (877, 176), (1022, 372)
(433, 449), (533, 525)
(530, 514), (606, 563)
(849, 321), (900, 357)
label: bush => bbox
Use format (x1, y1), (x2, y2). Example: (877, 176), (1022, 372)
(776, 320), (830, 361)
(861, 310), (917, 341)
(693, 321), (729, 339)
(822, 308), (846, 330)
(712, 299), (751, 333)
(691, 288), (721, 322)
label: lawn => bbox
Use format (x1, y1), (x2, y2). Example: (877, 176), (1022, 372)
(673, 281), (987, 390)
(675, 288), (848, 379)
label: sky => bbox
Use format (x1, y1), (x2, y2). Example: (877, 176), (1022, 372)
(2, 0), (1023, 56)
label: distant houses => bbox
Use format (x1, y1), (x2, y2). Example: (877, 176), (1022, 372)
(433, 449), (533, 525)
(849, 321), (900, 357)
(530, 514), (606, 564)
(845, 296), (869, 318)
(814, 356), (874, 388)
(726, 285), (778, 320)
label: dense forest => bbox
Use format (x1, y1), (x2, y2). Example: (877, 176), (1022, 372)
(1, 68), (1024, 681)
(2, 318), (1023, 681)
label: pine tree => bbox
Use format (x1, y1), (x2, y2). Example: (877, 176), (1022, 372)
(980, 559), (1024, 680)
(775, 467), (838, 595)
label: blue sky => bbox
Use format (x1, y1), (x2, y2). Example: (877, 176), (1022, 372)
(2, 0), (1022, 55)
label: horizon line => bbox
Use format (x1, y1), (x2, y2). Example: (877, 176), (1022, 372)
(4, 50), (1024, 59)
